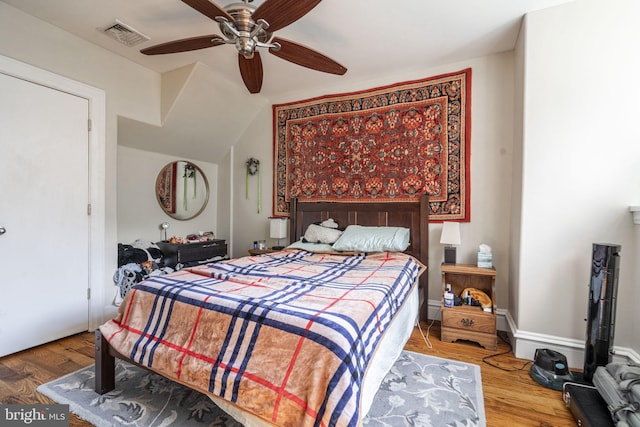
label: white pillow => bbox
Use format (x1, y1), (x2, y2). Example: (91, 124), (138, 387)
(303, 223), (343, 244)
(286, 240), (337, 253)
(332, 225), (410, 252)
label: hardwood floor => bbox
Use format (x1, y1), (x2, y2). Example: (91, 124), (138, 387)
(0, 331), (95, 427)
(0, 322), (577, 426)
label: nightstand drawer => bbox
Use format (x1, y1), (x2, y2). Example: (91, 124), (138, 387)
(442, 307), (496, 334)
(248, 249), (277, 256)
(176, 242), (225, 262)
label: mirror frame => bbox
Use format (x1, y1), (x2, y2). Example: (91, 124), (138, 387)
(155, 161), (209, 221)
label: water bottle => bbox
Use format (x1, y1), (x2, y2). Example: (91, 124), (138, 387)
(444, 291), (454, 308)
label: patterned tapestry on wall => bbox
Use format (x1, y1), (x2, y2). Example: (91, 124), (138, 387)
(272, 68), (471, 221)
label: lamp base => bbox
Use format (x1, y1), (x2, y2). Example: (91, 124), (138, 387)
(444, 247), (457, 264)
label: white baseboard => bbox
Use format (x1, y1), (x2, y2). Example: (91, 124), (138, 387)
(426, 299), (639, 368)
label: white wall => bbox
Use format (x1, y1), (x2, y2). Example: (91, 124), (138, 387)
(0, 2), (516, 339)
(515, 0), (640, 362)
(7, 0), (636, 365)
(231, 106), (276, 257)
(116, 146), (220, 244)
(217, 150), (233, 255)
(509, 19), (526, 330)
(0, 3), (160, 321)
(232, 53), (517, 312)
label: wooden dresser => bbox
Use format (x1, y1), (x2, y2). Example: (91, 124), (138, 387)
(440, 263), (497, 350)
(156, 239), (227, 268)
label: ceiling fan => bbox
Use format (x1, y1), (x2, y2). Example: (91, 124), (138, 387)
(141, 0), (347, 94)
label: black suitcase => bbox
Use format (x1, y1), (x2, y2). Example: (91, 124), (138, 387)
(563, 382), (614, 427)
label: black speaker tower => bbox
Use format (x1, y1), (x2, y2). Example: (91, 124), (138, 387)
(583, 243), (621, 383)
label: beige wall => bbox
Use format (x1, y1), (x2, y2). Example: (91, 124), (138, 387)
(231, 106), (274, 257)
(116, 146), (219, 244)
(232, 53), (518, 317)
(0, 3), (160, 321)
(514, 0), (640, 363)
(2, 0), (637, 365)
(509, 12), (526, 333)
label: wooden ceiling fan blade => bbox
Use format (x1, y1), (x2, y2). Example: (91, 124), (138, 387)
(141, 35), (225, 55)
(253, 0), (321, 32)
(181, 0), (233, 22)
(270, 37), (347, 75)
(238, 52), (263, 94)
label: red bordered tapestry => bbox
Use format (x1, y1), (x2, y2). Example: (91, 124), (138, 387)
(272, 68), (471, 222)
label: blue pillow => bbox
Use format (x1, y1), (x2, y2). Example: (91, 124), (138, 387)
(332, 225), (410, 252)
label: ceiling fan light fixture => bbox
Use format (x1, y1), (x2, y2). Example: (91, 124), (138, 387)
(142, 0), (346, 93)
(236, 37), (256, 58)
(216, 4), (272, 57)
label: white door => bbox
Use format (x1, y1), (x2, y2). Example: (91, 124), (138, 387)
(0, 72), (89, 357)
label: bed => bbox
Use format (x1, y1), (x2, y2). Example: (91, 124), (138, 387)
(95, 195), (429, 426)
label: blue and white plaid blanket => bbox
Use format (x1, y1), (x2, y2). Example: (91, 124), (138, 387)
(100, 249), (422, 427)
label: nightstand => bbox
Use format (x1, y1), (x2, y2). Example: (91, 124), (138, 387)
(248, 248), (278, 256)
(440, 263), (497, 350)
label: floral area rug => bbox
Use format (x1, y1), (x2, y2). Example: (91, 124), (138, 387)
(365, 351), (485, 427)
(37, 350), (485, 427)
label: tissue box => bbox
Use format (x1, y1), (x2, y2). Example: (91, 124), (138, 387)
(477, 252), (492, 268)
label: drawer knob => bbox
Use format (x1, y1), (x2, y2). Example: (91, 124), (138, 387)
(461, 318), (475, 327)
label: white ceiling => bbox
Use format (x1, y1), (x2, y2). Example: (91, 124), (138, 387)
(2, 0), (574, 161)
(2, 0), (576, 97)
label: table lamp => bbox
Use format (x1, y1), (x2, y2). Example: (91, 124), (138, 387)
(159, 222), (170, 241)
(269, 217), (288, 250)
(440, 221), (461, 264)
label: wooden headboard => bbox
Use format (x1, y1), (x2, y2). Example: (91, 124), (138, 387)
(289, 194), (429, 321)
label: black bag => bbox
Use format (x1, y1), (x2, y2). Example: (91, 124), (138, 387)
(563, 382), (615, 427)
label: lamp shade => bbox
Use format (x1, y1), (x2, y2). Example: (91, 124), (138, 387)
(269, 217), (287, 239)
(440, 222), (461, 245)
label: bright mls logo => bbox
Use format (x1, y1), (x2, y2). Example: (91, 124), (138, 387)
(1, 405), (68, 426)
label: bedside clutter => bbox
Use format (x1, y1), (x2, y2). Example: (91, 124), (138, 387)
(113, 236), (227, 306)
(114, 240), (172, 306)
(477, 244), (492, 268)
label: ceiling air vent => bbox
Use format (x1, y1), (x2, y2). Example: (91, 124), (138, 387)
(99, 19), (149, 47)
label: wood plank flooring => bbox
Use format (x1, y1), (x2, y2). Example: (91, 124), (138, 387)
(0, 322), (577, 426)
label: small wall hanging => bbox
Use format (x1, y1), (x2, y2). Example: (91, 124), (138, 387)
(245, 157), (261, 213)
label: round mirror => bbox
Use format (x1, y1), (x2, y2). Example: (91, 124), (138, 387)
(155, 161), (209, 220)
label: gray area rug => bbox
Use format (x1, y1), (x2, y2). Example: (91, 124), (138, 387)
(37, 350), (485, 427)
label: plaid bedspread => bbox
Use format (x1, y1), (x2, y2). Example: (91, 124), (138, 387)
(100, 249), (423, 427)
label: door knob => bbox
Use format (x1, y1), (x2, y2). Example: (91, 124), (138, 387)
(0, 226), (5, 235)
